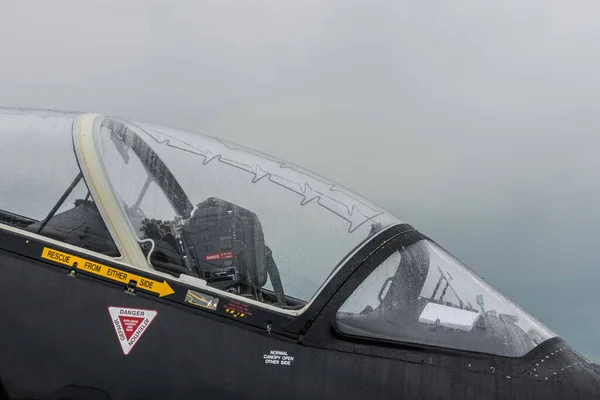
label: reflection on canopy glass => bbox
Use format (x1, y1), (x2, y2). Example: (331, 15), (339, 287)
(95, 118), (399, 309)
(336, 239), (556, 357)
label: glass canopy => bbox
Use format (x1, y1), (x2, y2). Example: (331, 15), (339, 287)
(336, 239), (557, 357)
(94, 117), (400, 309)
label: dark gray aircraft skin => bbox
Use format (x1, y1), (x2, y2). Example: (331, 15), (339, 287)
(0, 108), (599, 399)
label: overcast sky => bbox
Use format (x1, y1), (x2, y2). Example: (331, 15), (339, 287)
(1, 0), (599, 361)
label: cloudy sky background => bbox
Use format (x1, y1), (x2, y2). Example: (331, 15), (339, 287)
(1, 1), (599, 361)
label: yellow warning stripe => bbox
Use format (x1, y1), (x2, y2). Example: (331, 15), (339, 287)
(41, 247), (174, 298)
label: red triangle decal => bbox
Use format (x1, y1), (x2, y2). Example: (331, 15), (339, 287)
(109, 307), (158, 355)
(118, 315), (145, 341)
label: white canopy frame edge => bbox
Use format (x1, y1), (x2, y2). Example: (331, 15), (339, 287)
(73, 113), (151, 270)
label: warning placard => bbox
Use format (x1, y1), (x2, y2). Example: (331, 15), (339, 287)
(205, 251), (234, 261)
(108, 307), (158, 355)
(41, 247), (174, 298)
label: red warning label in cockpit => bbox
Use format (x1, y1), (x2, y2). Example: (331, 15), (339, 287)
(108, 307), (157, 355)
(205, 251), (234, 261)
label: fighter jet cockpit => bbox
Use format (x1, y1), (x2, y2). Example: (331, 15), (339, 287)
(91, 116), (402, 310)
(0, 108), (559, 363)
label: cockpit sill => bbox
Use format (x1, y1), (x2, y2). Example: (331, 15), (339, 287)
(329, 331), (596, 379)
(0, 219), (403, 318)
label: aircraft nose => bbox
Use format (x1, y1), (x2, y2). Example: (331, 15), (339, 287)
(555, 361), (600, 399)
(529, 356), (600, 399)
(505, 345), (600, 400)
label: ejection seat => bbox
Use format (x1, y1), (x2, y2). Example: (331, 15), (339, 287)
(143, 197), (286, 304)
